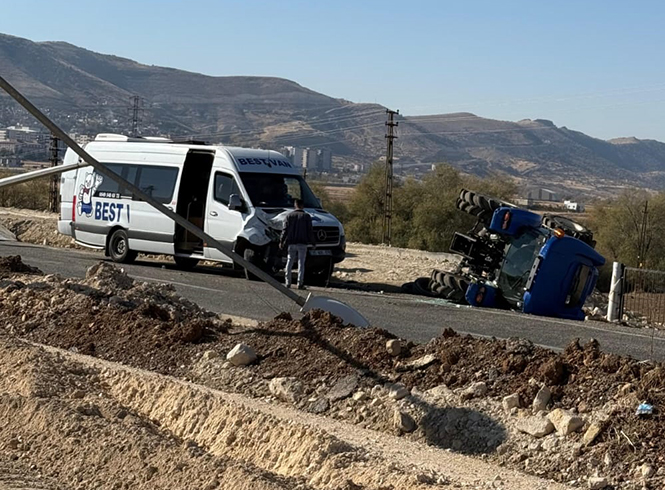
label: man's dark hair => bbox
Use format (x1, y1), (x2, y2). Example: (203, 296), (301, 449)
(294, 198), (304, 209)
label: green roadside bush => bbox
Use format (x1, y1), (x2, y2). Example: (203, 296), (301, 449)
(0, 171), (51, 210)
(338, 163), (516, 252)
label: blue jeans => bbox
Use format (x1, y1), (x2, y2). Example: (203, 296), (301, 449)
(285, 244), (308, 287)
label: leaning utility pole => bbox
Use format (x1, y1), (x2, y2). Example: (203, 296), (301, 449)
(382, 109), (398, 245)
(48, 134), (60, 212)
(129, 95), (143, 137)
(0, 74), (369, 327)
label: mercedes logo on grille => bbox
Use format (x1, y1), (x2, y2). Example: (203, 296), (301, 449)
(316, 229), (327, 242)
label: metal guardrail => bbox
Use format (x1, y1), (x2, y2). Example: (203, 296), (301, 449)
(620, 266), (665, 327)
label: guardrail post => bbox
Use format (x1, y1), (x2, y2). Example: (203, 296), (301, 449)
(607, 261), (624, 322)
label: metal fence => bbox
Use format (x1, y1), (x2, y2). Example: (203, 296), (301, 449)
(621, 266), (665, 327)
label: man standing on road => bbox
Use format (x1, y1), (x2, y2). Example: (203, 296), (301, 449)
(281, 198), (315, 289)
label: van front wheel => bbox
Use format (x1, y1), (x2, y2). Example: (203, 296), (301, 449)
(108, 229), (137, 264)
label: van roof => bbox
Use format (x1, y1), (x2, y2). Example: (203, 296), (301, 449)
(89, 134), (299, 175)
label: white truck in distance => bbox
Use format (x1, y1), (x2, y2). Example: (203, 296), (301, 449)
(58, 134), (346, 285)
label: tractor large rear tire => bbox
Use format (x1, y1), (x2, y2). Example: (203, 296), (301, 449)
(456, 189), (512, 224)
(542, 214), (595, 248)
(430, 270), (470, 303)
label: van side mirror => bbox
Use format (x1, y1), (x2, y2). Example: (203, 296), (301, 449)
(228, 194), (244, 211)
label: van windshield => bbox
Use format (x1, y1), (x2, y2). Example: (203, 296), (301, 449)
(239, 173), (321, 209)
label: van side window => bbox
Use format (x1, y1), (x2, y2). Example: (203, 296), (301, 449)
(214, 173), (240, 206)
(135, 166), (179, 203)
(119, 165), (139, 195)
(96, 163), (123, 195)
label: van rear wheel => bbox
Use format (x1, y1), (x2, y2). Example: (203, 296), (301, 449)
(108, 229), (137, 264)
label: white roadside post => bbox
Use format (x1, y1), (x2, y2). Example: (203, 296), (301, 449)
(0, 75), (369, 327)
(607, 261), (624, 322)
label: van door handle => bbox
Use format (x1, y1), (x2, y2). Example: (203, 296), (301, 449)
(209, 211), (218, 217)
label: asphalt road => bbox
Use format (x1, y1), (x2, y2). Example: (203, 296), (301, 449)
(2, 240), (665, 361)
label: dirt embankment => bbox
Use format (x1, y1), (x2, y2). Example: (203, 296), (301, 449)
(0, 255), (663, 488)
(0, 208), (77, 248)
(0, 256), (574, 490)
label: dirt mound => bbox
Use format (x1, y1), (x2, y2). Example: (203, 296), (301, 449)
(0, 260), (227, 372)
(1, 214), (78, 248)
(2, 257), (665, 488)
(0, 255), (42, 276)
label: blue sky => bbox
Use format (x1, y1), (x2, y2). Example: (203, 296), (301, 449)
(2, 0), (665, 140)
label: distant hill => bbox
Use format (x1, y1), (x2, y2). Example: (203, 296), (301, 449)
(2, 32), (665, 197)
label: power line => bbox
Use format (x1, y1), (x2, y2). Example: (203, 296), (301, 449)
(180, 109), (386, 142)
(129, 96), (144, 137)
(398, 125), (556, 137)
(383, 109), (398, 246)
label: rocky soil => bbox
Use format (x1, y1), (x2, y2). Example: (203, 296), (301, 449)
(1, 256), (664, 488)
(332, 242), (457, 290)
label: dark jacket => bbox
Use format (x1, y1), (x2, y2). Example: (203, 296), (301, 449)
(281, 209), (315, 246)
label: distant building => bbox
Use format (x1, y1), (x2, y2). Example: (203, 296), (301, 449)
(70, 133), (94, 147)
(5, 125), (40, 142)
(0, 155), (21, 167)
(318, 148), (332, 171)
(0, 130), (7, 141)
(281, 146), (333, 171)
(281, 146), (304, 167)
(564, 200), (585, 212)
(0, 140), (17, 153)
(303, 148), (319, 170)
(526, 188), (559, 202)
(515, 198), (533, 207)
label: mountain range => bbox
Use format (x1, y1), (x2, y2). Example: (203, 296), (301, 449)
(1, 32), (665, 198)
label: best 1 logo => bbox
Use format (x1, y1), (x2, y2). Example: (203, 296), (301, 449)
(94, 201), (128, 222)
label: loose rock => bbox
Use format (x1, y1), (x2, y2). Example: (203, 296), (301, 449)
(308, 398), (329, 414)
(548, 408), (584, 436)
(268, 377), (304, 403)
(226, 343), (257, 366)
(532, 386), (551, 413)
(502, 393), (520, 412)
(327, 374), (359, 401)
(387, 383), (410, 400)
(515, 415), (555, 438)
(588, 476), (608, 489)
(405, 354), (437, 370)
(461, 381), (487, 400)
(352, 391), (368, 402)
(386, 339), (402, 356)
(639, 463), (655, 478)
(393, 409), (416, 433)
(582, 422), (604, 446)
(202, 350), (218, 360)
